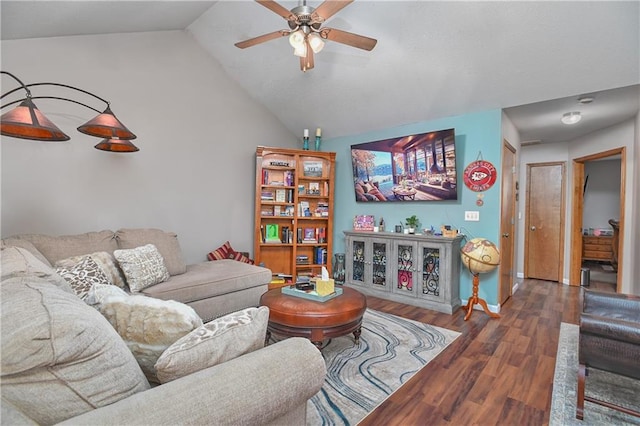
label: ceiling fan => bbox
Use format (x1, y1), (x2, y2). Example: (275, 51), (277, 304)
(235, 0), (377, 72)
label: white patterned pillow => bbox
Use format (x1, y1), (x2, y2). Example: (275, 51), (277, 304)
(55, 251), (126, 288)
(114, 244), (170, 292)
(155, 306), (269, 384)
(55, 256), (111, 300)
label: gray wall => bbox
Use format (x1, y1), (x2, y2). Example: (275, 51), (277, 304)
(1, 31), (297, 263)
(583, 159), (621, 232)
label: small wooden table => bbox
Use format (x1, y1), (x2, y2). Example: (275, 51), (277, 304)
(392, 186), (417, 200)
(260, 286), (367, 349)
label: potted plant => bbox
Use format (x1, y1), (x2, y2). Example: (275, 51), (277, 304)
(405, 215), (419, 234)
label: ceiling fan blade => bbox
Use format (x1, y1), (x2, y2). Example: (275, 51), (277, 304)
(300, 42), (314, 72)
(256, 0), (297, 22)
(235, 30), (290, 49)
(311, 0), (354, 23)
(320, 27), (377, 51)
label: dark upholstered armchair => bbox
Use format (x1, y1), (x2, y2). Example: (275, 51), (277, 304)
(577, 290), (640, 420)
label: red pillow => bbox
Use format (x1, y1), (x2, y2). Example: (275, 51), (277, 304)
(207, 241), (254, 265)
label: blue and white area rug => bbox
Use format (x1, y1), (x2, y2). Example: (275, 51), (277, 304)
(306, 309), (460, 425)
(550, 322), (640, 426)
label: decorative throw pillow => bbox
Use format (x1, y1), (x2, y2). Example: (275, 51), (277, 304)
(113, 244), (170, 292)
(207, 241), (255, 265)
(155, 306), (269, 384)
(85, 283), (130, 311)
(115, 228), (187, 276)
(99, 295), (202, 383)
(55, 256), (112, 300)
(55, 251), (127, 288)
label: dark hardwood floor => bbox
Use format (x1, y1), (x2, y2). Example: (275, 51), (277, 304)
(359, 278), (585, 426)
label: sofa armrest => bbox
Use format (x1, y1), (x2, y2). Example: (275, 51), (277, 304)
(57, 337), (326, 426)
(580, 313), (640, 345)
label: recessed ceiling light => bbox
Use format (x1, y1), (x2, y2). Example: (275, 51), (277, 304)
(578, 96), (594, 104)
(562, 111), (582, 125)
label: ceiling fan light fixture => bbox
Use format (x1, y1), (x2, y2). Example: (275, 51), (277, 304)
(561, 111), (582, 125)
(308, 33), (325, 53)
(293, 43), (307, 58)
(288, 29), (305, 49)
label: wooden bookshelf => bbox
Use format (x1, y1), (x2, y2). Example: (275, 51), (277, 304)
(254, 147), (335, 280)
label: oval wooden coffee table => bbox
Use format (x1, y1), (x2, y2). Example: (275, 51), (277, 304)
(260, 286), (367, 349)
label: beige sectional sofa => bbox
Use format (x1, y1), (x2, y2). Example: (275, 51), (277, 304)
(3, 228), (272, 322)
(1, 241), (326, 424)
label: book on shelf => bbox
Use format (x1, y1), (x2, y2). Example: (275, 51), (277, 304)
(284, 205), (295, 216)
(298, 184), (305, 194)
(303, 161), (323, 177)
(313, 246), (327, 265)
(273, 206), (281, 216)
(303, 227), (317, 243)
(261, 190), (274, 201)
(315, 203), (329, 217)
(261, 208), (274, 217)
(296, 254), (309, 264)
(316, 227), (326, 243)
(298, 201), (311, 217)
(281, 226), (292, 244)
(265, 224), (281, 243)
(275, 189), (286, 202)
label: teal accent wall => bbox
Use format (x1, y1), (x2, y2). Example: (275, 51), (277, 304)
(323, 109), (503, 306)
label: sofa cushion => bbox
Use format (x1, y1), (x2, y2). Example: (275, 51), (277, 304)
(55, 255), (112, 301)
(1, 274), (149, 425)
(114, 244), (171, 292)
(1, 238), (51, 266)
(6, 230), (118, 266)
(98, 294), (203, 383)
(115, 228), (187, 276)
(1, 246), (73, 294)
(142, 259), (271, 305)
(55, 251), (127, 288)
(155, 306), (268, 383)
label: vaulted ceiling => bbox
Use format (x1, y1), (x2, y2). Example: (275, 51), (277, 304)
(2, 1), (639, 142)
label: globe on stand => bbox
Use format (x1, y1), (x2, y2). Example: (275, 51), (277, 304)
(460, 237), (501, 321)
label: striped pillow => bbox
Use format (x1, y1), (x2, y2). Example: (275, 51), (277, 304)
(207, 241), (254, 265)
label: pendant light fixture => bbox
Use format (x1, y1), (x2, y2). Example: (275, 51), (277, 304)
(1, 71), (139, 152)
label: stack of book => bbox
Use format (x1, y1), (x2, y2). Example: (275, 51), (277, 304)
(296, 254), (309, 265)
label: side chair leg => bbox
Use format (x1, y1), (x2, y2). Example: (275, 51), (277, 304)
(576, 363), (587, 420)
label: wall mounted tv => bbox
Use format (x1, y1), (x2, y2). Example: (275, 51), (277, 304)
(351, 128), (458, 202)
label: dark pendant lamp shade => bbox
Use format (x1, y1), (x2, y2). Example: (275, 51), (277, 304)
(77, 106), (136, 140)
(0, 97), (70, 141)
(94, 138), (139, 153)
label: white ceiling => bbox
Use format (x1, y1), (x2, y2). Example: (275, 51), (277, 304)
(2, 1), (639, 143)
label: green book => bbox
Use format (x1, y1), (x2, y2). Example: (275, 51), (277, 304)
(265, 224), (281, 242)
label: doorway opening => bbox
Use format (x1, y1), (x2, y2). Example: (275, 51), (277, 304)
(570, 147), (626, 292)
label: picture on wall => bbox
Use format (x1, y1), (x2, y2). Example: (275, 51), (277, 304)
(351, 128), (458, 202)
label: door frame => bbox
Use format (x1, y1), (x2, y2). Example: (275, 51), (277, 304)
(524, 161), (566, 283)
(569, 147), (626, 290)
(498, 140), (516, 305)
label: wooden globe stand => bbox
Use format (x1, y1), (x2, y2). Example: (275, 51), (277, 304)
(464, 272), (501, 321)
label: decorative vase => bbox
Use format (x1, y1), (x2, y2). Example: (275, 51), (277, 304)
(314, 128), (322, 151)
(332, 253), (345, 284)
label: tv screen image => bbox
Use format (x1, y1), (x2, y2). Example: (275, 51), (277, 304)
(351, 128), (458, 202)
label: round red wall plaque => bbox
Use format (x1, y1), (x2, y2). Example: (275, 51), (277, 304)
(463, 160), (497, 192)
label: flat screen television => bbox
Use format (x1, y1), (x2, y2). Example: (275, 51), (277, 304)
(351, 128), (458, 202)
